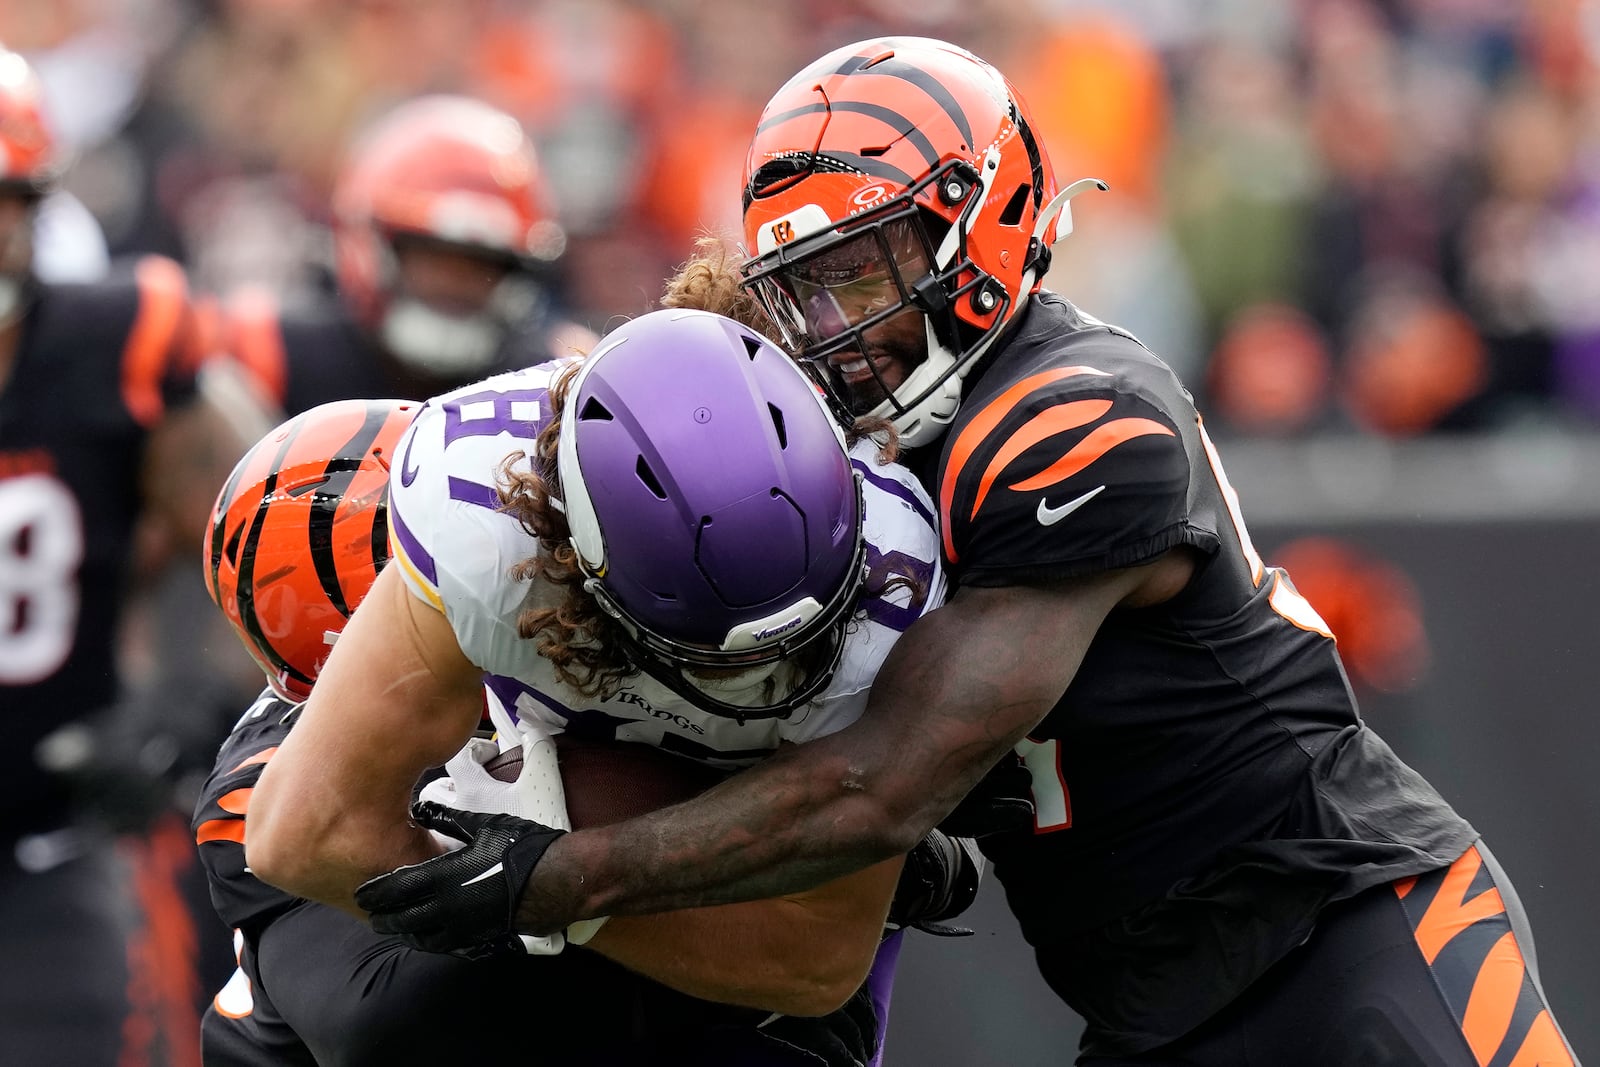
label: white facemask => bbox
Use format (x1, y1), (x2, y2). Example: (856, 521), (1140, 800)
(379, 298), (501, 377)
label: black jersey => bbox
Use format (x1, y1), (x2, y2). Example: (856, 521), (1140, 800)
(223, 288), (569, 417)
(928, 294), (1477, 1054)
(192, 690), (299, 932)
(0, 257), (200, 840)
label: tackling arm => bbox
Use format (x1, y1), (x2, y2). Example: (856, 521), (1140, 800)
(515, 560), (1169, 932)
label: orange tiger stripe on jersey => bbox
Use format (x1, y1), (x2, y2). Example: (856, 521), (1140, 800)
(223, 286), (289, 408)
(121, 255), (190, 428)
(195, 818), (245, 846)
(227, 746), (278, 775)
(1007, 417), (1175, 493)
(969, 399), (1110, 519)
(195, 787), (255, 845)
(939, 366), (1112, 562)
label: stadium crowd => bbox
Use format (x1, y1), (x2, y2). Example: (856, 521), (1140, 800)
(11, 0), (1600, 439)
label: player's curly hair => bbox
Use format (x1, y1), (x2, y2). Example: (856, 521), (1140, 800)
(495, 238), (909, 698)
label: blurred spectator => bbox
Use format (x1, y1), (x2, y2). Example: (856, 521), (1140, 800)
(217, 92), (593, 416)
(0, 43), (261, 1066)
(1339, 270), (1489, 435)
(1206, 302), (1335, 435)
(1270, 536), (1432, 695)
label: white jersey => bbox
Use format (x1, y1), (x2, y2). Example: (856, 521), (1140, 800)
(388, 362), (945, 769)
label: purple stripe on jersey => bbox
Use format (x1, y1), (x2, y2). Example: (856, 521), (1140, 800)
(865, 930), (904, 1067)
(447, 476), (501, 511)
(388, 501), (437, 587)
(484, 674), (580, 725)
(852, 458), (935, 528)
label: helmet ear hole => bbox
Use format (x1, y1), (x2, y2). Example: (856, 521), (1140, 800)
(635, 457), (667, 499)
(768, 403), (788, 449)
(998, 184), (1031, 227)
(579, 396), (613, 422)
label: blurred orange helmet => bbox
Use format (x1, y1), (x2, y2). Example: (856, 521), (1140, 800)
(740, 37), (1101, 446)
(331, 95), (566, 379)
(203, 399), (419, 703)
(0, 47), (58, 193)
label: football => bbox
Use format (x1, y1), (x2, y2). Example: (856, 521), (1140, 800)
(552, 733), (729, 830)
(483, 745), (525, 783)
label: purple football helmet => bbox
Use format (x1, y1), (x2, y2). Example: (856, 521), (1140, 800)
(555, 307), (866, 719)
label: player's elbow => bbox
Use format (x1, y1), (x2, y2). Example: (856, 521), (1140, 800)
(854, 786), (936, 859)
(243, 775), (320, 896)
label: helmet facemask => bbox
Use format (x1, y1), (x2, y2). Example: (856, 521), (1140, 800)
(374, 232), (551, 380)
(745, 152), (1022, 447)
(551, 309), (871, 721)
(577, 478), (868, 723)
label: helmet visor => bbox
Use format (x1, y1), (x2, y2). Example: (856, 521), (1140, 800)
(747, 214), (934, 416)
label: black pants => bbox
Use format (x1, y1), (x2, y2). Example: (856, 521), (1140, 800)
(202, 899), (876, 1067)
(1079, 844), (1579, 1066)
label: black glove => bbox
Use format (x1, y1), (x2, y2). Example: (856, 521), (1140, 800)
(353, 800), (566, 959)
(936, 751), (1036, 838)
(886, 828), (984, 937)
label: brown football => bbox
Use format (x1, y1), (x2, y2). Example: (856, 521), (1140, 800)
(487, 734), (728, 830)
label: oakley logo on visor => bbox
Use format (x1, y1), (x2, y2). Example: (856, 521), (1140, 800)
(851, 184), (890, 208)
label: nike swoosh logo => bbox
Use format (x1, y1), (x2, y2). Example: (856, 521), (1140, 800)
(399, 431), (422, 487)
(1036, 485), (1105, 526)
(462, 862), (504, 887)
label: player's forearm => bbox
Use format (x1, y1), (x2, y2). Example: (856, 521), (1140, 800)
(586, 863), (896, 1016)
(248, 768), (437, 912)
(518, 736), (936, 931)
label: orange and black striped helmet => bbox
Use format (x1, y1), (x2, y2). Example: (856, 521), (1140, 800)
(741, 37), (1099, 447)
(203, 399), (419, 703)
(331, 95), (565, 379)
(0, 47), (57, 194)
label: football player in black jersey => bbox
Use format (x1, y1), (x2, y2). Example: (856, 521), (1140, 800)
(217, 93), (596, 418)
(0, 46), (262, 1067)
(356, 36), (1580, 1067)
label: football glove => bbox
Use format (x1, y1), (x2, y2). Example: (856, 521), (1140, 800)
(418, 727), (572, 829)
(354, 800), (567, 959)
(885, 828), (985, 937)
(936, 751), (1036, 838)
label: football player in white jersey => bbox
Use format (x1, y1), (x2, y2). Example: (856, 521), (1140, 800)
(196, 392), (942, 1065)
(247, 309), (952, 1033)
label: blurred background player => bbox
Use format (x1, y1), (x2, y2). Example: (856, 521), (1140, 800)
(219, 92), (595, 418)
(0, 44), (260, 1067)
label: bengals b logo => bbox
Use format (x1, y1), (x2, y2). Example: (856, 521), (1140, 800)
(770, 220), (795, 245)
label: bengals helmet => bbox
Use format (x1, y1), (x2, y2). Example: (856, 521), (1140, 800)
(741, 37), (1103, 447)
(332, 95), (566, 380)
(0, 47), (57, 194)
(203, 399), (419, 703)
